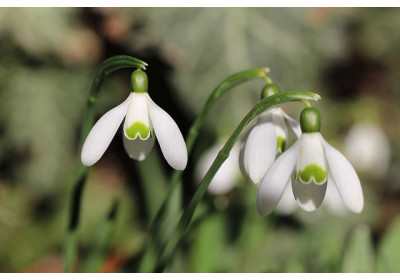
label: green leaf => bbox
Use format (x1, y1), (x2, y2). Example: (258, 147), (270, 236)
(80, 201), (119, 273)
(376, 215), (400, 272)
(342, 224), (375, 273)
(189, 212), (225, 272)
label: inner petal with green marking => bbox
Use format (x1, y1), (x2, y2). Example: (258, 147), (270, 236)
(277, 136), (286, 154)
(296, 164), (327, 185)
(125, 122), (151, 140)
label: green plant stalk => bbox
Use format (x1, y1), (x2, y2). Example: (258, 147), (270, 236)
(154, 90), (321, 272)
(63, 55), (147, 273)
(137, 67), (270, 272)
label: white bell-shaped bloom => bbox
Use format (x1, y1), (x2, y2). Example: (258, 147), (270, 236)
(81, 92), (187, 170)
(240, 107), (301, 184)
(195, 141), (240, 195)
(257, 132), (364, 215)
(343, 122), (390, 180)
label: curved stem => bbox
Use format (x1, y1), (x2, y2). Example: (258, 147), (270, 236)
(136, 67), (270, 272)
(154, 90), (320, 272)
(63, 55), (148, 273)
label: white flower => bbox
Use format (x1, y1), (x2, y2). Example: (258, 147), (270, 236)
(343, 122), (390, 180)
(240, 107), (301, 184)
(257, 108), (363, 215)
(195, 141), (240, 195)
(81, 71), (187, 170)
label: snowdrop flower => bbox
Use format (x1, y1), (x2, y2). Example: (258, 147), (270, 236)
(257, 107), (363, 215)
(343, 122), (390, 180)
(240, 84), (301, 184)
(81, 69), (187, 170)
(195, 141), (240, 195)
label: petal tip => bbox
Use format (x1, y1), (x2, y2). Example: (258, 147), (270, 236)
(348, 198), (364, 214)
(173, 158), (187, 171)
(81, 152), (95, 167)
(257, 198), (274, 216)
(249, 174), (262, 185)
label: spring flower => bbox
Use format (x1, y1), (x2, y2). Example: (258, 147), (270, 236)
(343, 121), (390, 180)
(240, 84), (301, 184)
(81, 69), (187, 170)
(195, 141), (240, 195)
(257, 107), (363, 215)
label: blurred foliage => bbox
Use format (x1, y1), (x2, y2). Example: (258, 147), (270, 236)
(0, 7), (400, 273)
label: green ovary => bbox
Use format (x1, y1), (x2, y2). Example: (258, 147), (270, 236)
(277, 136), (286, 153)
(297, 164), (327, 184)
(126, 122), (150, 140)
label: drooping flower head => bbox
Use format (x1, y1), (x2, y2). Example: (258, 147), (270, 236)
(344, 121), (390, 180)
(240, 84), (301, 184)
(195, 140), (240, 195)
(257, 107), (364, 215)
(81, 69), (187, 170)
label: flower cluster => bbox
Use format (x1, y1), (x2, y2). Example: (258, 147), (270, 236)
(82, 69), (364, 216)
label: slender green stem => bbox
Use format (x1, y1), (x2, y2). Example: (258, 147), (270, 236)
(63, 55), (147, 273)
(136, 67), (270, 272)
(154, 91), (320, 272)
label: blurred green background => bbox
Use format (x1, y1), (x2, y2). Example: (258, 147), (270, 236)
(1, 7), (400, 272)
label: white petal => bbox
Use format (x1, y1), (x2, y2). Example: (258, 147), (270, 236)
(275, 182), (297, 215)
(242, 119), (277, 184)
(257, 138), (300, 215)
(147, 96), (187, 170)
(324, 175), (347, 215)
(123, 133), (155, 161)
(196, 143), (240, 195)
(123, 93), (152, 140)
(238, 119), (258, 179)
(343, 122), (390, 179)
(281, 110), (301, 137)
(271, 110), (288, 150)
(294, 133), (327, 184)
(239, 134), (249, 180)
(81, 95), (132, 166)
(292, 176), (327, 211)
(321, 136), (364, 213)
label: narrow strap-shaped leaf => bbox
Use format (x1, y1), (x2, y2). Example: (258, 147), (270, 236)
(80, 200), (119, 272)
(342, 224), (375, 272)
